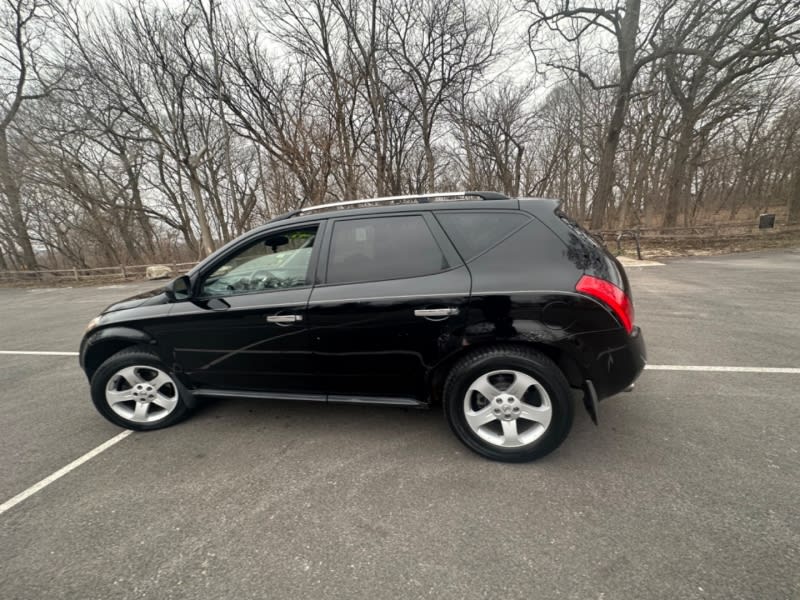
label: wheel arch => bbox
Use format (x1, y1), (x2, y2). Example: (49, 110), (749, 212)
(81, 327), (155, 380)
(428, 339), (584, 405)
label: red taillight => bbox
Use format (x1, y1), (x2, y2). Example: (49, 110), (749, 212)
(576, 275), (634, 333)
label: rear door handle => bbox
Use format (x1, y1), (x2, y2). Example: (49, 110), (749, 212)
(267, 314), (303, 324)
(414, 308), (459, 318)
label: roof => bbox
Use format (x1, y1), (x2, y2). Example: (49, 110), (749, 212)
(189, 193), (560, 277)
(270, 191), (516, 225)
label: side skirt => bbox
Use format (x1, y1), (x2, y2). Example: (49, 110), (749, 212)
(328, 394), (427, 408)
(192, 388), (427, 408)
(193, 389), (326, 403)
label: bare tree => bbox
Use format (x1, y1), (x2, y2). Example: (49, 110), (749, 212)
(0, 0), (66, 269)
(385, 0), (501, 192)
(526, 0), (681, 228)
(184, 0), (241, 239)
(1, 0), (798, 272)
(452, 80), (537, 196)
(74, 1), (224, 256)
(658, 0), (800, 227)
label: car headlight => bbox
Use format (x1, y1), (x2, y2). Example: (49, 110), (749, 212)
(85, 316), (102, 332)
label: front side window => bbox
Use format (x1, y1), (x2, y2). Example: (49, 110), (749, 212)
(327, 215), (448, 285)
(201, 226), (318, 296)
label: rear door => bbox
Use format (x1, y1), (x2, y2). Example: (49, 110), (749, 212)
(308, 213), (470, 403)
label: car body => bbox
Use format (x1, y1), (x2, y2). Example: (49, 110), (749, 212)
(80, 191), (646, 461)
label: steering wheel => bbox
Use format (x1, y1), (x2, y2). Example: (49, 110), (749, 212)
(248, 269), (280, 289)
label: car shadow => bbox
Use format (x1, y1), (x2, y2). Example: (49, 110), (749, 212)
(182, 394), (625, 466)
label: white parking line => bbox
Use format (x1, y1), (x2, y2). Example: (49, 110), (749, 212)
(0, 350), (79, 356)
(0, 352), (793, 515)
(2, 351), (797, 374)
(0, 430), (132, 516)
(646, 364), (800, 374)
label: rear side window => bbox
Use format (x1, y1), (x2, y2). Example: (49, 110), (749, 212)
(436, 211), (529, 261)
(327, 215), (449, 284)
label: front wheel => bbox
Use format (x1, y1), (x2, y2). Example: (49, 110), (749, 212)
(443, 346), (574, 462)
(90, 348), (191, 430)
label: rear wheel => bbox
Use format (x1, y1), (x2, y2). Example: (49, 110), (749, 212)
(443, 346), (573, 462)
(90, 348), (191, 430)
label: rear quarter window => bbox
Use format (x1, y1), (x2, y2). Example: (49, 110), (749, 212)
(556, 211), (604, 249)
(435, 211), (530, 261)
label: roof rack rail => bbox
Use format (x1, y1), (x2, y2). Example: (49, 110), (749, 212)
(296, 190), (508, 215)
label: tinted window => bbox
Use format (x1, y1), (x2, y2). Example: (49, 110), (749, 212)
(436, 211), (529, 261)
(201, 226), (317, 296)
(327, 216), (448, 284)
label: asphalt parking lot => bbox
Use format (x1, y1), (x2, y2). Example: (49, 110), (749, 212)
(1, 249), (799, 600)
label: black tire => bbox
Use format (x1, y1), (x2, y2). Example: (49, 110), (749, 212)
(443, 345), (574, 462)
(90, 347), (192, 431)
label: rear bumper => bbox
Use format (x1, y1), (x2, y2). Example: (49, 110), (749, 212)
(587, 326), (647, 400)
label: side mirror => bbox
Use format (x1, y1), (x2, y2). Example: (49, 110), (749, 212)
(165, 275), (192, 301)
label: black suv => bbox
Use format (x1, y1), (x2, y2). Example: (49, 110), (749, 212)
(80, 191), (645, 462)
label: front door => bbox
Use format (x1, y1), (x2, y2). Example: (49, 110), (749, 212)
(161, 223), (324, 397)
(308, 214), (470, 403)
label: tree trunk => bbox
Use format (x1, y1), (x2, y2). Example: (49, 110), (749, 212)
(117, 224), (140, 263)
(374, 138), (387, 196)
(788, 165), (800, 224)
(120, 150), (156, 257)
(512, 144), (523, 197)
(662, 117), (694, 228)
(589, 0), (641, 230)
(421, 104), (436, 192)
(0, 127), (37, 270)
(187, 165), (215, 257)
(375, 91), (390, 196)
(255, 144), (274, 217)
(460, 118), (477, 188)
(591, 90), (627, 230)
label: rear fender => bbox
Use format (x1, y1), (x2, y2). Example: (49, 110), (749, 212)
(427, 323), (586, 405)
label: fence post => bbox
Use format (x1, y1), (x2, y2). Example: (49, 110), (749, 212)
(121, 265), (127, 279)
(73, 267), (79, 282)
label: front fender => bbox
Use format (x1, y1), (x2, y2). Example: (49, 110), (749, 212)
(79, 326), (198, 409)
(79, 326), (155, 374)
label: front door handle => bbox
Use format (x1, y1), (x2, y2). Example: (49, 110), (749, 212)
(267, 314), (303, 325)
(414, 308), (459, 318)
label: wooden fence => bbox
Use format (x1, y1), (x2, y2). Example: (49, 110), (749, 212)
(596, 219), (800, 239)
(594, 221), (800, 259)
(0, 262), (198, 284)
(1, 220), (798, 283)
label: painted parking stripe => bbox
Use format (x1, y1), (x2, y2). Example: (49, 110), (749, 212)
(0, 350), (79, 356)
(646, 365), (800, 374)
(0, 351), (796, 374)
(0, 430), (132, 516)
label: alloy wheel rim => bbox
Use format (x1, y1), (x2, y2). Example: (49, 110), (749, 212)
(105, 365), (179, 424)
(462, 369), (553, 448)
